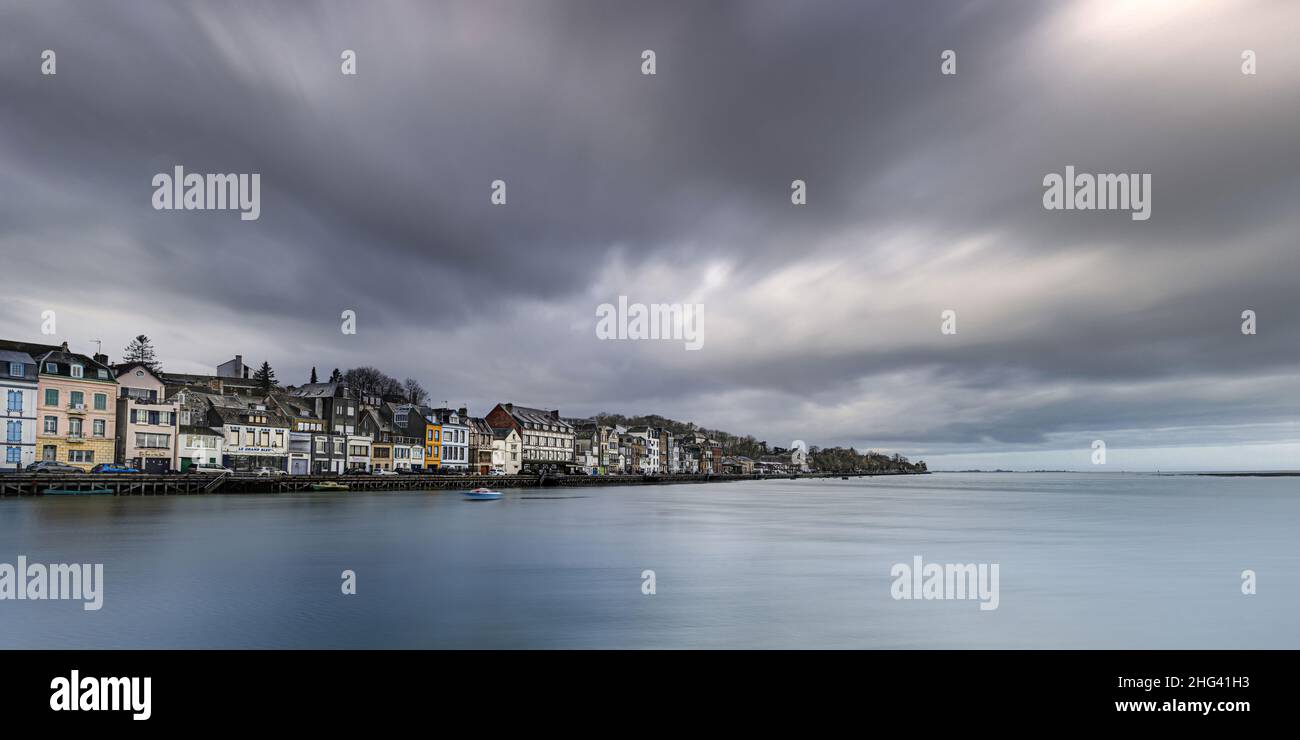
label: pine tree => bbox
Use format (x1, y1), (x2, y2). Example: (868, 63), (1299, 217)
(310, 367), (318, 384)
(253, 361), (277, 393)
(329, 368), (342, 383)
(122, 334), (160, 372)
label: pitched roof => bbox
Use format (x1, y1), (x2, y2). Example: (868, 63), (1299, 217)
(498, 403), (573, 431)
(290, 382), (347, 398)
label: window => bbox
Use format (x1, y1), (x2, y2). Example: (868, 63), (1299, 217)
(5, 447), (18, 463)
(136, 433), (170, 449)
(94, 394), (107, 410)
(43, 416), (57, 434)
(70, 391), (84, 407)
(42, 445), (56, 461)
(8, 362), (22, 377)
(6, 390), (20, 412)
(44, 388), (58, 406)
(93, 420), (105, 437)
(68, 449), (94, 463)
(69, 418), (83, 437)
(70, 365), (83, 378)
(6, 421), (20, 443)
(45, 362), (57, 373)
(97, 369), (109, 379)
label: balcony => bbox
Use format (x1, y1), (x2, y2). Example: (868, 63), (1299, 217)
(66, 434), (84, 443)
(67, 403), (87, 414)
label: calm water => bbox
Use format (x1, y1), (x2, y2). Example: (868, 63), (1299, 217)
(1, 473), (1296, 649)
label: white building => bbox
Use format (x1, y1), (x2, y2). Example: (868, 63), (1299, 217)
(625, 426), (661, 474)
(490, 427), (522, 475)
(1, 349), (39, 471)
(432, 407), (469, 471)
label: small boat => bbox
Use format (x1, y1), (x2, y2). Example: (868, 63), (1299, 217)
(463, 487), (503, 500)
(43, 487), (113, 496)
(310, 482), (349, 492)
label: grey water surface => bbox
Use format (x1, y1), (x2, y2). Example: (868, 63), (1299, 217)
(1, 473), (1295, 648)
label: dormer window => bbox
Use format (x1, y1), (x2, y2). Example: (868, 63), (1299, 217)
(45, 363), (57, 373)
(97, 369), (109, 379)
(70, 365), (84, 378)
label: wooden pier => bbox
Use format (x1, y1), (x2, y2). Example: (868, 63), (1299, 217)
(0, 470), (922, 497)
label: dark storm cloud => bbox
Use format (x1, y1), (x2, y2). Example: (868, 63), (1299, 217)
(1, 0), (1298, 466)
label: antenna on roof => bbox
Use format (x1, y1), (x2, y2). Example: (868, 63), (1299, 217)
(90, 339), (102, 354)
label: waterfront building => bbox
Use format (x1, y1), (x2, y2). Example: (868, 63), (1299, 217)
(393, 403), (438, 471)
(490, 426), (522, 475)
(484, 403), (575, 473)
(114, 363), (179, 472)
(28, 342), (117, 471)
(429, 407), (469, 471)
(288, 382), (359, 474)
(467, 415), (494, 474)
(625, 426), (661, 474)
(0, 347), (40, 471)
(268, 393), (322, 475)
(383, 403), (422, 471)
(619, 432), (646, 473)
(568, 418), (621, 475)
(723, 456), (755, 475)
(659, 428), (676, 473)
(206, 395), (290, 472)
(176, 424), (224, 469)
(357, 405), (395, 471)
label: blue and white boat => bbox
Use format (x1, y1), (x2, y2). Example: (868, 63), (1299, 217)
(463, 487), (503, 500)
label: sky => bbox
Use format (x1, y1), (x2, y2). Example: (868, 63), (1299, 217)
(2, 0), (1298, 471)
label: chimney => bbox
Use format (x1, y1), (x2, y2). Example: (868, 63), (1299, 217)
(458, 407), (467, 417)
(60, 341), (69, 352)
(550, 410), (560, 419)
(93, 353), (109, 366)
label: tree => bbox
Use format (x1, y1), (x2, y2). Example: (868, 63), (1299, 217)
(403, 378), (427, 405)
(253, 361), (277, 393)
(329, 368), (342, 383)
(122, 335), (160, 372)
(310, 367), (318, 384)
(343, 366), (403, 399)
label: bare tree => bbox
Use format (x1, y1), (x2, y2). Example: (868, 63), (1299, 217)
(403, 378), (427, 405)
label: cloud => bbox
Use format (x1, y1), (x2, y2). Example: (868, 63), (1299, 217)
(1, 0), (1297, 468)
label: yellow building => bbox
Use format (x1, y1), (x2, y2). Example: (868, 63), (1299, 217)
(34, 343), (118, 470)
(425, 418), (442, 470)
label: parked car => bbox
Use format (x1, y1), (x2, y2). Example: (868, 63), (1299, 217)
(254, 467), (287, 477)
(91, 463), (140, 474)
(395, 467), (421, 475)
(343, 467), (369, 475)
(26, 460), (83, 474)
(489, 469), (507, 476)
(189, 463), (233, 475)
(371, 468), (398, 476)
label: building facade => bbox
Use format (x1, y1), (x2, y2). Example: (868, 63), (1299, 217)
(114, 363), (178, 472)
(467, 415), (494, 474)
(207, 396), (290, 472)
(430, 408), (469, 471)
(32, 343), (117, 470)
(484, 403), (575, 473)
(490, 427), (522, 475)
(1, 349), (39, 471)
